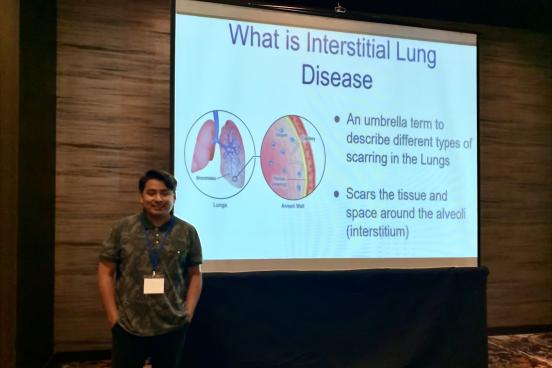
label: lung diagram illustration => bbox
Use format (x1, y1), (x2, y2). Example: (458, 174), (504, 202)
(191, 111), (245, 188)
(186, 110), (254, 199)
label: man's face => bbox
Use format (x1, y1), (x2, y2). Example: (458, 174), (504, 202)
(140, 179), (175, 220)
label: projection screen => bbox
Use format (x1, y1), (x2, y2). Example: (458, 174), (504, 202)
(172, 0), (478, 272)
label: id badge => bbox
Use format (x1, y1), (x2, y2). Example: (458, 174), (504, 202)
(144, 273), (165, 294)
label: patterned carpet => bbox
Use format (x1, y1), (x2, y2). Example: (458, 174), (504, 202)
(489, 333), (552, 367)
(57, 333), (552, 367)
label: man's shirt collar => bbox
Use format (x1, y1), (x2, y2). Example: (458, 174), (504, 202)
(140, 212), (174, 230)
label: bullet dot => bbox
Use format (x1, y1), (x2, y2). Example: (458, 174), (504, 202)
(334, 190), (339, 198)
(334, 116), (340, 123)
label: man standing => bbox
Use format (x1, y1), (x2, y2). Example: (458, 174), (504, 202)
(98, 169), (203, 368)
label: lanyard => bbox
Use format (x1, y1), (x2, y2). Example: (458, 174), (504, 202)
(142, 216), (175, 274)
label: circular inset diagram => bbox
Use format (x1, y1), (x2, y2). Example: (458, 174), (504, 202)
(260, 115), (326, 200)
(184, 110), (255, 199)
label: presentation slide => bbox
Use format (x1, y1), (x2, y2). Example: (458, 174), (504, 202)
(173, 1), (478, 271)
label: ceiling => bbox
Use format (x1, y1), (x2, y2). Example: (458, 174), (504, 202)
(240, 0), (552, 32)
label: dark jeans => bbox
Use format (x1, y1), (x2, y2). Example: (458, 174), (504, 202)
(111, 323), (188, 368)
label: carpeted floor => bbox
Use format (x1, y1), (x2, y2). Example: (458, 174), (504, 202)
(57, 333), (552, 367)
(488, 333), (552, 367)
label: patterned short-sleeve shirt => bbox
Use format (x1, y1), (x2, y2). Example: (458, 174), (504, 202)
(99, 212), (202, 336)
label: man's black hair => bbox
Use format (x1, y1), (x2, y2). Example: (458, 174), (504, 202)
(138, 169), (177, 193)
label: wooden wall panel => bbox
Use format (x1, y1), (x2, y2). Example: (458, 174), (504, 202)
(55, 0), (171, 351)
(55, 0), (551, 351)
(478, 28), (552, 327)
(0, 0), (19, 365)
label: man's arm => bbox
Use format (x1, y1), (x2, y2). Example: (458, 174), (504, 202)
(185, 265), (203, 321)
(98, 260), (119, 327)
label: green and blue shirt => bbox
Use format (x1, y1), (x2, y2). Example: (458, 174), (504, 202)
(100, 212), (202, 336)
